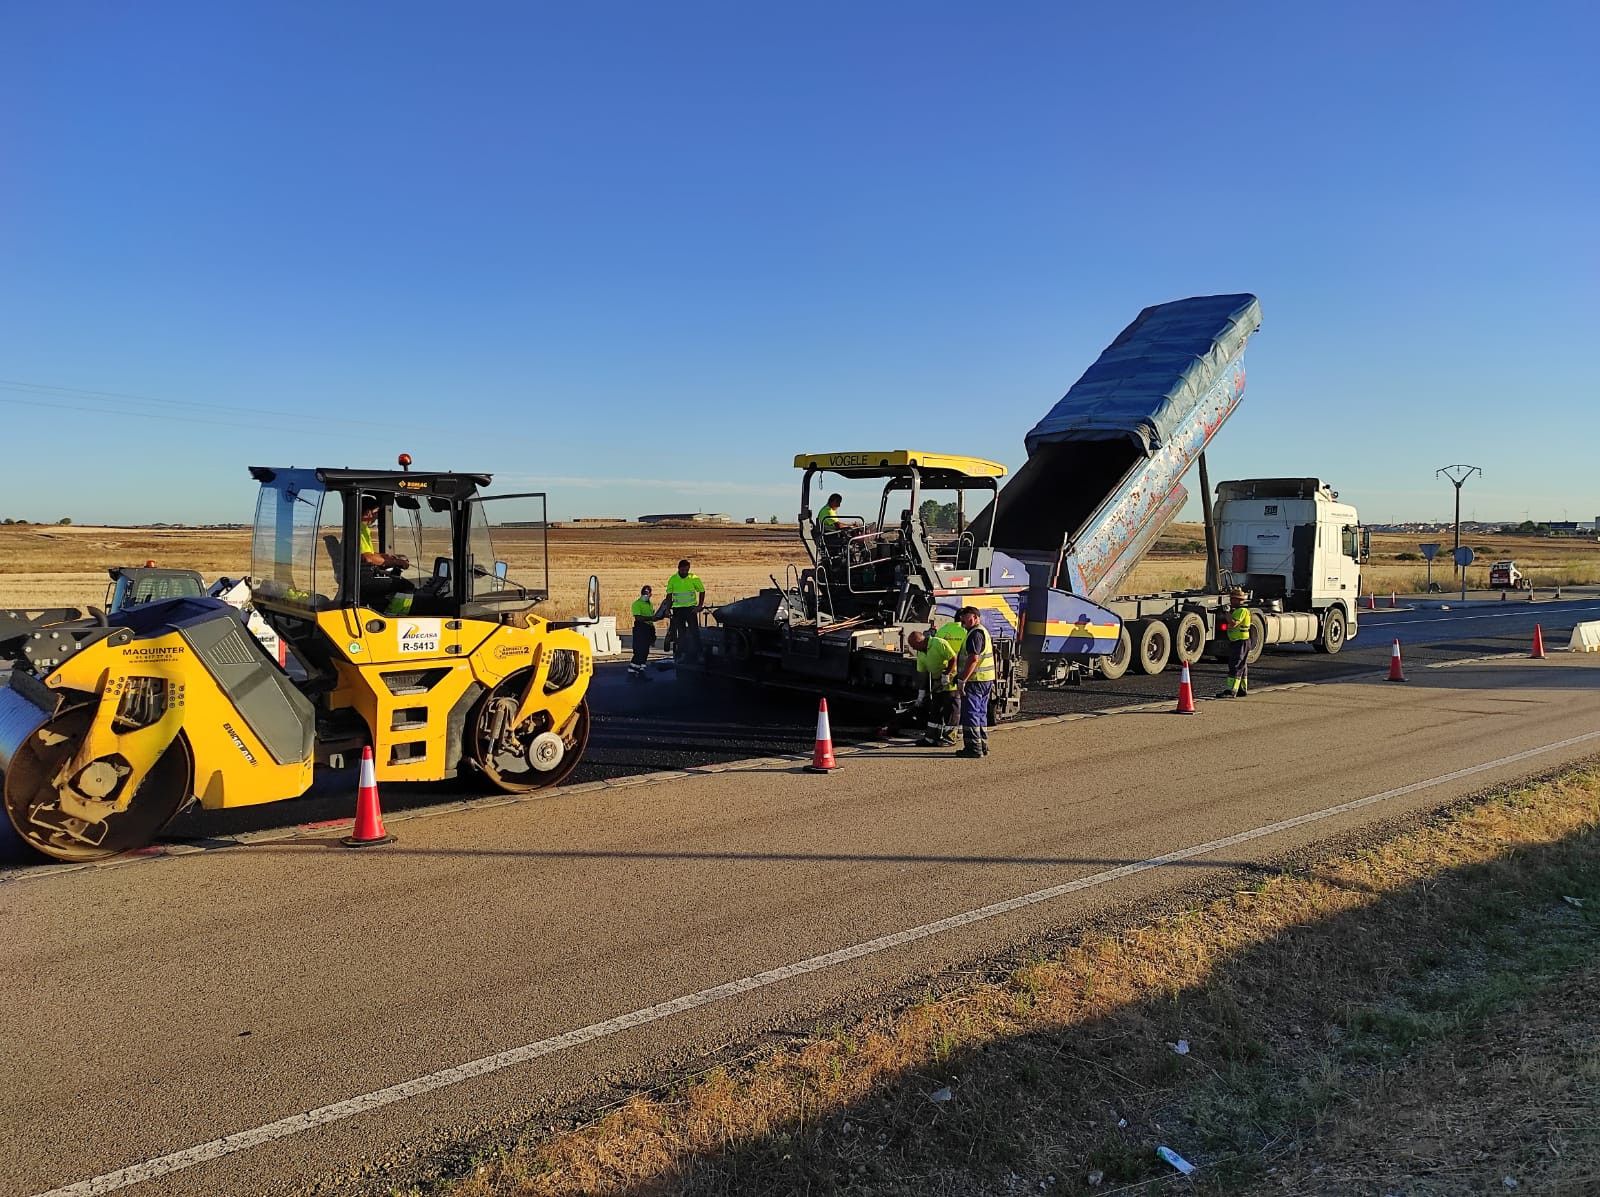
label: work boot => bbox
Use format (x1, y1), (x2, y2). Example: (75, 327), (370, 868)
(955, 748), (983, 759)
(914, 736), (940, 747)
(1215, 689), (1235, 699)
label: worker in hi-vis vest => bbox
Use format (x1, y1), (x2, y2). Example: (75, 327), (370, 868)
(664, 559), (705, 660)
(818, 492), (844, 532)
(908, 629), (958, 746)
(628, 584), (661, 677)
(357, 495), (415, 615)
(1218, 586), (1253, 698)
(954, 605), (996, 758)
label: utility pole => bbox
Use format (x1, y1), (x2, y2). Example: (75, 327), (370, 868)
(1436, 465), (1482, 577)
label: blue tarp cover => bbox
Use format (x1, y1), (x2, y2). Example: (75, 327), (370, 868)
(1024, 294), (1262, 457)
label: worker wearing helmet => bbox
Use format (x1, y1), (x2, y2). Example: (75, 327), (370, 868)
(629, 584), (660, 678)
(664, 559), (705, 660)
(908, 629), (958, 746)
(954, 605), (995, 758)
(1218, 586), (1253, 698)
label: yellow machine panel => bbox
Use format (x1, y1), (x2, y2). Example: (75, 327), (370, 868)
(793, 450), (1008, 479)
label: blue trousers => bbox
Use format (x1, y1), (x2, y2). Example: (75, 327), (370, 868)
(960, 681), (992, 753)
(1228, 639), (1249, 691)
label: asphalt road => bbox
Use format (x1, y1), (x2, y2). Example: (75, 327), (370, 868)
(5, 645), (1600, 1196)
(3, 592), (1599, 868)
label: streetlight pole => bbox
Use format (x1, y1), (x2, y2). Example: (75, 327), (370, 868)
(1436, 465), (1482, 579)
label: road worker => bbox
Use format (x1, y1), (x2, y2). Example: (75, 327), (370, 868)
(933, 615), (967, 659)
(357, 495), (414, 614)
(954, 605), (995, 757)
(818, 492), (844, 533)
(1218, 586), (1253, 697)
(908, 629), (958, 746)
(628, 584), (660, 677)
(665, 559), (705, 660)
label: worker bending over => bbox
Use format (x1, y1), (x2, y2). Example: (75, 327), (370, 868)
(1218, 586), (1252, 698)
(908, 629), (958, 746)
(665, 559), (705, 660)
(954, 605), (994, 758)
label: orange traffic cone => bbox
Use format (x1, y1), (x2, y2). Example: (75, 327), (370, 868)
(1174, 661), (1196, 714)
(1531, 624), (1547, 659)
(343, 745), (396, 847)
(1387, 638), (1407, 683)
(806, 698), (838, 773)
(1365, 592), (1376, 611)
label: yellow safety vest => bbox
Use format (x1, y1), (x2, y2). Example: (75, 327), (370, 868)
(934, 621), (967, 654)
(631, 598), (655, 619)
(819, 505), (840, 530)
(919, 635), (957, 691)
(959, 625), (996, 682)
(359, 523), (375, 556)
(666, 573), (704, 608)
(1226, 605), (1253, 642)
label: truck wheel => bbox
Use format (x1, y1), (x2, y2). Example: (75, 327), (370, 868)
(1172, 612), (1207, 665)
(1315, 606), (1346, 654)
(1245, 616), (1266, 665)
(1133, 619), (1171, 675)
(1098, 626), (1133, 680)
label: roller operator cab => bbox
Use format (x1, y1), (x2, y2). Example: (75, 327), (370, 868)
(0, 462), (592, 863)
(1213, 478), (1367, 653)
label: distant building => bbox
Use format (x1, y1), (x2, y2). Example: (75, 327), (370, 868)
(637, 512), (732, 524)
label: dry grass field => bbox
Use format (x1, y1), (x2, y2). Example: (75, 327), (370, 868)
(3, 521), (1596, 619)
(0, 523), (805, 621)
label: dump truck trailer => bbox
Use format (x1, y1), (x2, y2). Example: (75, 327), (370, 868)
(980, 293), (1366, 681)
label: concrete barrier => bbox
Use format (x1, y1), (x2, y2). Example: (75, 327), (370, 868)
(1569, 621), (1600, 653)
(572, 616), (623, 657)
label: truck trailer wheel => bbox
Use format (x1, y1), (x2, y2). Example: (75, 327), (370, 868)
(1171, 612), (1206, 665)
(1315, 606), (1346, 654)
(1098, 626), (1133, 680)
(1132, 619), (1171, 675)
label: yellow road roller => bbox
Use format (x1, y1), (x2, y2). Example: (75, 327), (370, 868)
(0, 462), (593, 862)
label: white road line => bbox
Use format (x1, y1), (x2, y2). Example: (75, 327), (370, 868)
(1363, 603), (1600, 627)
(34, 728), (1600, 1197)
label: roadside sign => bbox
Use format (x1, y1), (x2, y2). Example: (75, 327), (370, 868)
(1453, 546), (1475, 567)
(1419, 543), (1440, 561)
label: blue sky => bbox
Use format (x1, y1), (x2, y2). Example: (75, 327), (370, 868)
(2, 2), (1595, 526)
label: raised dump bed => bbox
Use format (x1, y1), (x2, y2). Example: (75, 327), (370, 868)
(985, 293), (1262, 604)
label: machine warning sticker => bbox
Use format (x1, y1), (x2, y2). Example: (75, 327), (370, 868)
(398, 619), (442, 655)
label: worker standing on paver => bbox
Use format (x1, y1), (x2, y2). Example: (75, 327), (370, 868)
(907, 629), (958, 746)
(954, 605), (994, 757)
(665, 559), (705, 661)
(628, 584), (660, 678)
(1218, 586), (1253, 698)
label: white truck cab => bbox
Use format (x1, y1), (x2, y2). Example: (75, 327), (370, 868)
(1214, 478), (1367, 651)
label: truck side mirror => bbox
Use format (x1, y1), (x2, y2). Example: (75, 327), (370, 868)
(494, 560), (509, 579)
(1360, 528), (1372, 563)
